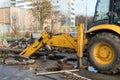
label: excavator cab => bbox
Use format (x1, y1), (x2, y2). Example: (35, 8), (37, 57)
(93, 0), (120, 25)
(114, 0), (120, 24)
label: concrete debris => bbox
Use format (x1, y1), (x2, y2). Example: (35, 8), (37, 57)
(46, 66), (62, 71)
(5, 59), (35, 65)
(57, 62), (74, 69)
(63, 71), (91, 80)
(2, 39), (10, 48)
(5, 59), (19, 65)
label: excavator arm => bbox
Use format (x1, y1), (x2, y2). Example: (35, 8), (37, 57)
(19, 24), (84, 68)
(19, 32), (50, 58)
(19, 24), (85, 67)
(19, 32), (78, 58)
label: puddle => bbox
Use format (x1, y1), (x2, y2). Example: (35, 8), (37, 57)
(0, 65), (44, 80)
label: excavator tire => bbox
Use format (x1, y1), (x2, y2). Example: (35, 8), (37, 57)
(88, 32), (120, 74)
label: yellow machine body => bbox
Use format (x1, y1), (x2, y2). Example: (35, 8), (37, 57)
(19, 33), (77, 58)
(92, 42), (114, 65)
(19, 24), (85, 59)
(19, 24), (120, 58)
(87, 24), (120, 35)
(18, 0), (120, 74)
(47, 34), (77, 49)
(19, 23), (120, 72)
(19, 23), (120, 59)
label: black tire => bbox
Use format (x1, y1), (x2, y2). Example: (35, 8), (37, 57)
(88, 32), (120, 74)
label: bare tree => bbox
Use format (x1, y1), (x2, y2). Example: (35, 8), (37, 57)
(60, 14), (67, 25)
(11, 15), (19, 36)
(75, 15), (94, 29)
(30, 0), (52, 32)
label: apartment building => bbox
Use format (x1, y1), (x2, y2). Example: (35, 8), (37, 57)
(0, 0), (16, 8)
(0, 0), (32, 9)
(51, 0), (76, 26)
(16, 0), (32, 9)
(0, 0), (76, 26)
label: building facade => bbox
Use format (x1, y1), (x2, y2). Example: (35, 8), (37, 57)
(51, 0), (75, 27)
(16, 0), (32, 9)
(0, 0), (32, 9)
(0, 0), (76, 36)
(0, 7), (33, 37)
(0, 0), (76, 26)
(0, 0), (17, 8)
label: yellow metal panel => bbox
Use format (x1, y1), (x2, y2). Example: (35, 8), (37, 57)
(93, 43), (114, 65)
(19, 32), (77, 58)
(19, 32), (50, 57)
(77, 24), (84, 58)
(87, 24), (120, 34)
(47, 34), (77, 49)
(77, 24), (84, 67)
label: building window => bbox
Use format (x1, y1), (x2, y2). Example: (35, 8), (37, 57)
(71, 17), (75, 20)
(71, 8), (74, 10)
(26, 4), (32, 6)
(71, 22), (74, 26)
(71, 12), (75, 15)
(17, 5), (24, 7)
(25, 0), (30, 2)
(17, 1), (24, 3)
(11, 0), (16, 1)
(71, 3), (74, 5)
(57, 0), (59, 3)
(11, 3), (16, 5)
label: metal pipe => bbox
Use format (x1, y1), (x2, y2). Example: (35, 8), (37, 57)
(36, 69), (79, 75)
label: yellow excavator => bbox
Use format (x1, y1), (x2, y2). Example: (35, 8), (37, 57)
(19, 0), (120, 74)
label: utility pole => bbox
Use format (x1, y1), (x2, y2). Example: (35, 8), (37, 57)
(85, 0), (88, 32)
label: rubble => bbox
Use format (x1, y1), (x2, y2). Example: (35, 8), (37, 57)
(46, 66), (62, 71)
(0, 50), (119, 80)
(0, 46), (119, 80)
(5, 59), (35, 65)
(61, 71), (91, 80)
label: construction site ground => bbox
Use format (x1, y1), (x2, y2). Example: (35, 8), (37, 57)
(0, 48), (120, 80)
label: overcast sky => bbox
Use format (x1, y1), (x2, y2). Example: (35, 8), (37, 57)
(75, 0), (97, 16)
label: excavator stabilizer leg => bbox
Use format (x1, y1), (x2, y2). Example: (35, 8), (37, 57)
(77, 24), (84, 68)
